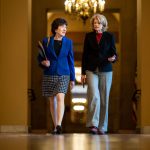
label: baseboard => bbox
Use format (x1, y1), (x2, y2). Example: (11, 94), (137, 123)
(0, 125), (28, 133)
(141, 126), (150, 134)
(118, 130), (136, 134)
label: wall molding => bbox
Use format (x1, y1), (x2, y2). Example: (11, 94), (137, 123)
(0, 125), (28, 133)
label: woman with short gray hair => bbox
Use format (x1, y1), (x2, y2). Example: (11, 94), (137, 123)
(90, 14), (108, 32)
(81, 14), (117, 134)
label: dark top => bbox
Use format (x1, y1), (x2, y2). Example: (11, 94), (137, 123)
(54, 40), (62, 56)
(82, 31), (117, 75)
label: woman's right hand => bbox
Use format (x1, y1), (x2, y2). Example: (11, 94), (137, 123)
(41, 60), (50, 67)
(108, 55), (116, 62)
(81, 75), (86, 84)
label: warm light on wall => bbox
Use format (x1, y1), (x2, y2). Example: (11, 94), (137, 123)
(73, 105), (85, 111)
(71, 85), (87, 93)
(72, 98), (87, 103)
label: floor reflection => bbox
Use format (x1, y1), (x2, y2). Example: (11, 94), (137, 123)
(0, 133), (150, 150)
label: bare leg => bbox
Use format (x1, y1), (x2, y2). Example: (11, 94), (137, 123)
(48, 96), (57, 129)
(56, 93), (65, 126)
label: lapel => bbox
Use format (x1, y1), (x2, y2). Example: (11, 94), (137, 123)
(91, 32), (98, 47)
(48, 36), (58, 58)
(98, 32), (105, 47)
(58, 36), (66, 58)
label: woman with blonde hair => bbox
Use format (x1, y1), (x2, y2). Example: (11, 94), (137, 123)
(81, 14), (117, 134)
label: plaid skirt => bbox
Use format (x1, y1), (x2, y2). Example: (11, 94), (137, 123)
(42, 75), (70, 97)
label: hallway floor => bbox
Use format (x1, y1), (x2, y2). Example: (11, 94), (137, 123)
(0, 133), (150, 150)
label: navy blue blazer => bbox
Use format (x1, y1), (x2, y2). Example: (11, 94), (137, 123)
(38, 36), (75, 81)
(82, 31), (117, 75)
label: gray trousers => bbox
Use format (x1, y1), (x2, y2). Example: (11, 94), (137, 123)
(86, 70), (113, 132)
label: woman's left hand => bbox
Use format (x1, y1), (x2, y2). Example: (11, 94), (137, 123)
(108, 55), (116, 62)
(70, 81), (75, 90)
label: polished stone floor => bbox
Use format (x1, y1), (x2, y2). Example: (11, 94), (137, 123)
(0, 133), (150, 150)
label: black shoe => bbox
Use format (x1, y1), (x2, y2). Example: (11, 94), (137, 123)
(56, 125), (62, 134)
(51, 130), (57, 134)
